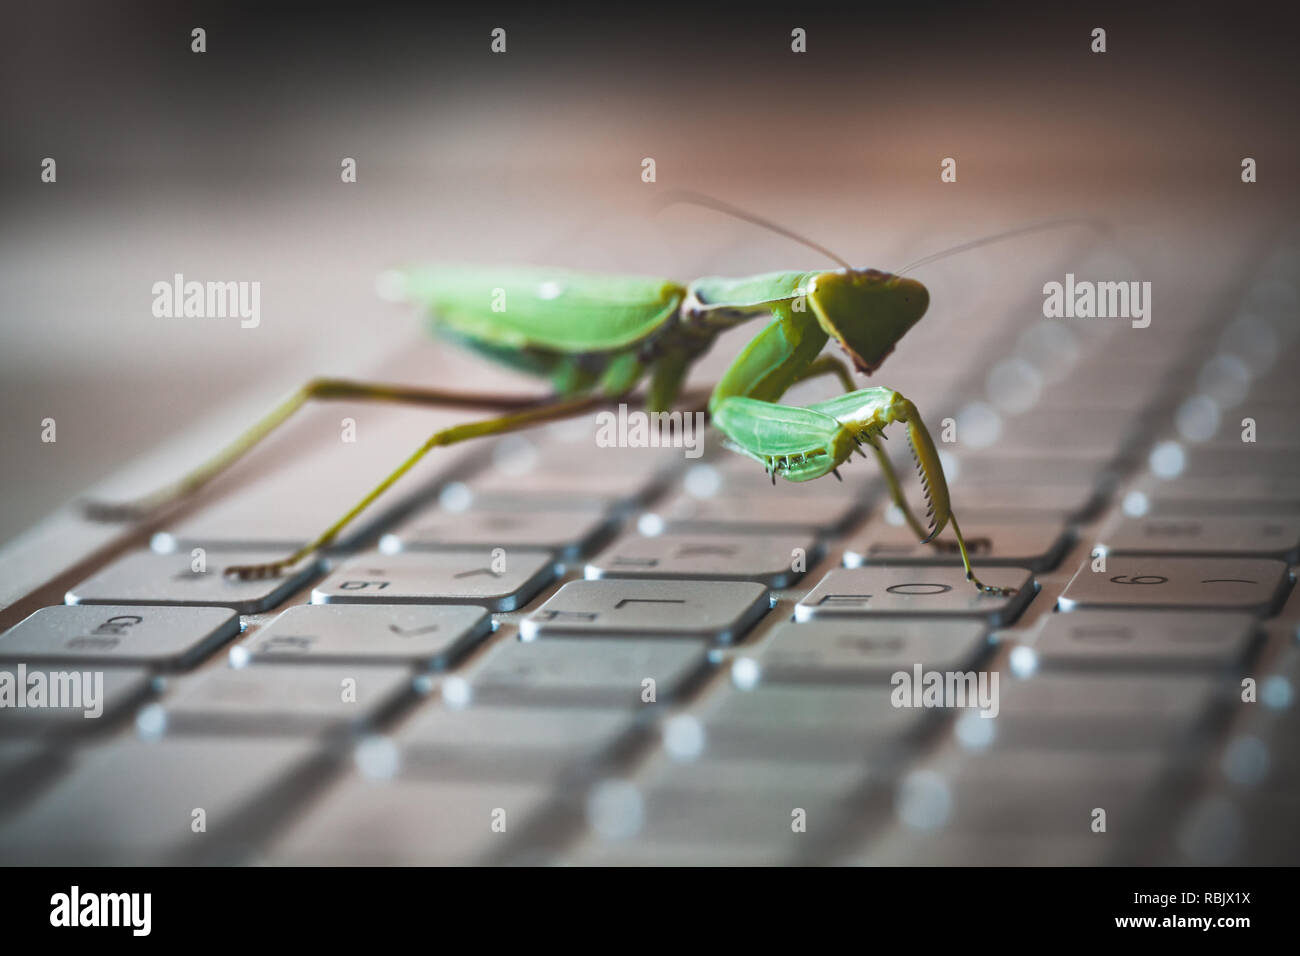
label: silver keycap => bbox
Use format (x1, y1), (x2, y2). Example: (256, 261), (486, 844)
(152, 470), (386, 552)
(468, 636), (709, 707)
(752, 619), (990, 684)
(311, 550), (555, 612)
(1195, 402), (1300, 450)
(0, 737), (326, 863)
(1181, 447), (1296, 479)
(465, 476), (649, 512)
(692, 684), (927, 762)
(1215, 790), (1299, 865)
(1098, 516), (1300, 561)
(162, 664), (416, 734)
(1248, 365), (1300, 404)
(268, 776), (556, 865)
(989, 673), (1222, 750)
(944, 452), (1112, 485)
(861, 830), (1114, 866)
(381, 507), (614, 561)
(1036, 367), (1166, 415)
(845, 519), (1071, 572)
(0, 665), (151, 734)
(644, 489), (864, 535)
(974, 411), (1141, 458)
(638, 751), (869, 797)
(1032, 609), (1260, 672)
(1142, 474), (1300, 514)
(0, 740), (45, 779)
(1241, 398), (1300, 440)
(66, 550), (320, 614)
(519, 579), (770, 643)
(0, 605), (239, 668)
(1058, 556), (1290, 615)
(245, 604), (490, 668)
(585, 532), (821, 587)
(397, 704), (635, 778)
(598, 764), (857, 851)
(467, 434), (678, 507)
(893, 751), (1167, 839)
(795, 567), (1035, 625)
(0, 741), (60, 814)
(940, 481), (1108, 522)
(567, 836), (797, 866)
(460, 491), (616, 514)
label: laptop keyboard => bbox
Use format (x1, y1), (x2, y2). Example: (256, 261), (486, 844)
(1, 238), (1297, 866)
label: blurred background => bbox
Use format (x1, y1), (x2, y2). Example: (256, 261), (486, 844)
(1, 0), (1297, 542)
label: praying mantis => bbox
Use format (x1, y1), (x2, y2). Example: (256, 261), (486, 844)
(87, 195), (1086, 593)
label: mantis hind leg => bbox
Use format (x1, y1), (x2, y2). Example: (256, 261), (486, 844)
(223, 393), (614, 580)
(82, 379), (554, 523)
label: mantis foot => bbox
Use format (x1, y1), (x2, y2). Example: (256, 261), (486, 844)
(966, 571), (1016, 597)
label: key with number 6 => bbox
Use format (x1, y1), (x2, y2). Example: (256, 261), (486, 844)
(1059, 557), (1290, 615)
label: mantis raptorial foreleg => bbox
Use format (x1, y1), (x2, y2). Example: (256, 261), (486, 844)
(222, 392), (617, 580)
(83, 379), (547, 522)
(781, 353), (927, 528)
(857, 398), (1010, 594)
(714, 385), (1013, 595)
(722, 344), (1000, 585)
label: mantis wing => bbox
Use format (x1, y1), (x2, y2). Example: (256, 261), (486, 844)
(401, 265), (685, 353)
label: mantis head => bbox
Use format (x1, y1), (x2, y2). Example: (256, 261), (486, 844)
(806, 269), (929, 375)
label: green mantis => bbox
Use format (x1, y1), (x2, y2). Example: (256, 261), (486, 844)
(87, 201), (1062, 594)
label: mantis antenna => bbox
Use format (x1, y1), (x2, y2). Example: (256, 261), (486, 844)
(896, 218), (1112, 275)
(653, 189), (854, 270)
(654, 191), (1109, 277)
